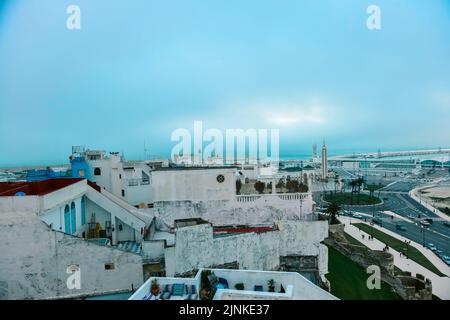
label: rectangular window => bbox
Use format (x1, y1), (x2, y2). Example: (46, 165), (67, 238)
(121, 189), (125, 197)
(104, 263), (115, 270)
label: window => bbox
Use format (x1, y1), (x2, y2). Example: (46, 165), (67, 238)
(81, 197), (86, 225)
(64, 205), (70, 234)
(141, 172), (150, 185)
(119, 174), (122, 179)
(70, 202), (76, 234)
(216, 174), (225, 183)
(104, 263), (115, 270)
(94, 167), (101, 176)
(121, 189), (125, 197)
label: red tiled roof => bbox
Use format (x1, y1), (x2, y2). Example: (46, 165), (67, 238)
(213, 226), (276, 234)
(0, 178), (85, 196)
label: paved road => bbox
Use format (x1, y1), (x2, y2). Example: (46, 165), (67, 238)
(345, 193), (450, 256)
(380, 180), (421, 193)
(315, 187), (450, 259)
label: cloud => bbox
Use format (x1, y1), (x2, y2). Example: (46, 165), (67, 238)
(265, 109), (325, 125)
(258, 100), (329, 127)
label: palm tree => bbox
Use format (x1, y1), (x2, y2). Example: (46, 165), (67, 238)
(366, 183), (377, 199)
(349, 180), (357, 205)
(356, 177), (365, 204)
(334, 174), (340, 195)
(326, 202), (341, 224)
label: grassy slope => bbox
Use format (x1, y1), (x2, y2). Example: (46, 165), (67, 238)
(324, 193), (381, 205)
(344, 233), (367, 247)
(325, 245), (401, 300)
(352, 223), (445, 277)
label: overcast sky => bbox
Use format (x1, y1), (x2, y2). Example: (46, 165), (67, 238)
(1, 0), (450, 167)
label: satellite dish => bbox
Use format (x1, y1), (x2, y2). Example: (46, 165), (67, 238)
(15, 192), (26, 196)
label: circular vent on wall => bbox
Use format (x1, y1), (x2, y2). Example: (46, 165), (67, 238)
(216, 174), (225, 183)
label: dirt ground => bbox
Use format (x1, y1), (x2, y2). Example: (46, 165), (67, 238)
(419, 185), (450, 210)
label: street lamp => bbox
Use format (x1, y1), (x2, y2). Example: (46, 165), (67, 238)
(420, 226), (426, 247)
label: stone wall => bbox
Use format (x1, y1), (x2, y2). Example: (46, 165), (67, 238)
(326, 225), (432, 300)
(166, 220), (329, 280)
(153, 194), (314, 230)
(0, 210), (143, 300)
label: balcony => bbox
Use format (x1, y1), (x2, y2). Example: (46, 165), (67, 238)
(129, 268), (337, 300)
(235, 192), (310, 203)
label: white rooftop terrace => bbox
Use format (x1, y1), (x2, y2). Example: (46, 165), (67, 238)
(129, 268), (337, 300)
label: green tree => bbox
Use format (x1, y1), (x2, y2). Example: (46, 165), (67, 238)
(349, 180), (357, 205)
(254, 181), (265, 194)
(276, 179), (284, 192)
(298, 182), (309, 193)
(334, 174), (340, 195)
(326, 202), (341, 224)
(366, 184), (377, 198)
(356, 177), (365, 204)
(286, 179), (299, 193)
(236, 179), (242, 195)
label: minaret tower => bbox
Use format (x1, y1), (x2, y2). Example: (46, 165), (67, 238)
(322, 140), (328, 179)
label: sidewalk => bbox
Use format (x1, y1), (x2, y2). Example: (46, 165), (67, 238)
(340, 216), (450, 300)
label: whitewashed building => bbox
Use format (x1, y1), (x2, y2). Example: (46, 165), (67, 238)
(70, 147), (168, 206)
(0, 178), (154, 299)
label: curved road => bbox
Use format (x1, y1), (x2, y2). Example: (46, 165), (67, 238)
(315, 187), (450, 259)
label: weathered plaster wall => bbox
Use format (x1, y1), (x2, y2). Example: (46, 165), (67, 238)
(141, 240), (165, 262)
(151, 169), (236, 202)
(0, 210), (143, 300)
(166, 220), (328, 279)
(153, 194), (314, 230)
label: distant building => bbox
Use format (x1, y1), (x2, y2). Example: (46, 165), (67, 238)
(321, 141), (328, 179)
(25, 167), (70, 181)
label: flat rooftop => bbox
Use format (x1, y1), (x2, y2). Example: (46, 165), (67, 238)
(154, 166), (238, 171)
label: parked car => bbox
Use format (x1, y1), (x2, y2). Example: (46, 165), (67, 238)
(395, 224), (406, 231)
(427, 243), (437, 251)
(353, 213), (363, 219)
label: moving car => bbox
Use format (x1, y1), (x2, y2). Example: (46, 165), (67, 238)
(420, 220), (430, 227)
(372, 217), (382, 225)
(395, 224), (406, 231)
(344, 211), (354, 217)
(443, 221), (450, 228)
(427, 243), (437, 251)
(423, 218), (433, 224)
